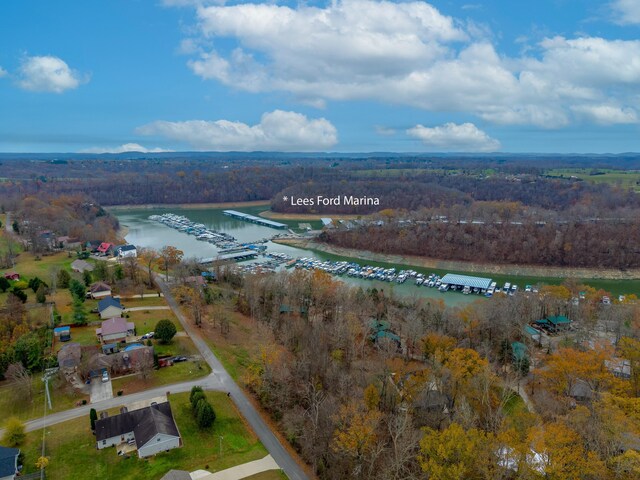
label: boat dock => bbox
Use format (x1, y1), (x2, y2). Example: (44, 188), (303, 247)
(223, 210), (287, 229)
(201, 249), (259, 264)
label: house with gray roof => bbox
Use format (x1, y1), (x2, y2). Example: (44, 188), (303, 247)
(0, 446), (20, 480)
(95, 401), (181, 458)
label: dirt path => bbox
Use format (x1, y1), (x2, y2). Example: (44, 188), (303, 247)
(275, 238), (640, 280)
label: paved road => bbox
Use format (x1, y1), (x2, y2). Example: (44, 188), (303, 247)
(124, 305), (171, 312)
(6, 374), (223, 435)
(155, 276), (309, 480)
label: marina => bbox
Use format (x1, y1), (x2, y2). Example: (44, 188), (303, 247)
(222, 209), (288, 229)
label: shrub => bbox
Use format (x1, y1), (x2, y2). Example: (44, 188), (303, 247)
(2, 417), (25, 447)
(196, 399), (216, 429)
(191, 391), (206, 411)
(155, 319), (177, 344)
(190, 386), (204, 404)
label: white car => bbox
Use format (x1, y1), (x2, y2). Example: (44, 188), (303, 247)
(101, 371), (109, 383)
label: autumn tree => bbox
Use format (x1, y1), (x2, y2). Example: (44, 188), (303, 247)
(1, 417), (25, 447)
(618, 336), (640, 396)
(418, 422), (497, 480)
(5, 362), (32, 402)
(158, 245), (183, 281)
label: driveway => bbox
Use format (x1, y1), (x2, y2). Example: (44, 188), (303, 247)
(90, 377), (113, 403)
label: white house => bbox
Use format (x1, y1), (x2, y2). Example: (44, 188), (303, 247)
(114, 244), (137, 258)
(95, 402), (182, 458)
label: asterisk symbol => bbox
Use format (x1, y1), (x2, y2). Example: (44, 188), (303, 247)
(282, 196), (289, 201)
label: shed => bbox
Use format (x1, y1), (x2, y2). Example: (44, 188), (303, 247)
(54, 326), (71, 342)
(440, 273), (492, 290)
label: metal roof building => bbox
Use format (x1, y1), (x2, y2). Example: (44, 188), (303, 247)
(440, 273), (493, 290)
(222, 210), (287, 229)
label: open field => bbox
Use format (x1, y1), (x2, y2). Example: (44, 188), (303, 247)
(547, 168), (640, 191)
(19, 391), (268, 479)
(0, 375), (89, 422)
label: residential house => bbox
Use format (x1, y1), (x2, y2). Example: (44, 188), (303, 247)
(97, 242), (114, 256)
(71, 259), (94, 273)
(100, 346), (154, 374)
(606, 358), (632, 379)
(95, 401), (182, 458)
(86, 240), (102, 252)
(3, 273), (19, 281)
(98, 297), (124, 319)
(57, 236), (81, 249)
(114, 244), (137, 258)
(89, 282), (112, 299)
(0, 446), (20, 480)
(96, 317), (135, 344)
(57, 343), (82, 371)
(534, 315), (572, 333)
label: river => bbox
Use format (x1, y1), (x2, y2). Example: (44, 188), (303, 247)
(113, 206), (480, 306)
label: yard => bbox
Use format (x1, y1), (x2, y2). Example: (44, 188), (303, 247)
(19, 391), (268, 479)
(0, 374), (88, 422)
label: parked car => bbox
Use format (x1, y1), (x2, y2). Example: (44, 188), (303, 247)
(101, 371), (109, 383)
(141, 332), (155, 339)
(172, 356), (188, 363)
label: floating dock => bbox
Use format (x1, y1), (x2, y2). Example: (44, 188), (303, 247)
(201, 249), (258, 264)
(223, 210), (287, 229)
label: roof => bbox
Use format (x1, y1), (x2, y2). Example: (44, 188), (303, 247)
(90, 282), (111, 293)
(98, 297), (123, 312)
(99, 317), (134, 336)
(95, 402), (180, 447)
(97, 242), (113, 252)
(116, 244), (136, 252)
(440, 273), (492, 289)
(0, 446), (20, 478)
(71, 259), (94, 271)
(57, 343), (82, 368)
(222, 209), (287, 228)
(320, 217), (333, 226)
(525, 325), (540, 337)
(160, 470), (192, 480)
(511, 342), (528, 362)
(548, 315), (571, 325)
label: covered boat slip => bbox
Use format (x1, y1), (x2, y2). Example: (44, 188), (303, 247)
(222, 210), (288, 229)
(440, 273), (493, 290)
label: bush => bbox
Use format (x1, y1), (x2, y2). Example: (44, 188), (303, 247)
(10, 289), (27, 303)
(196, 399), (216, 429)
(90, 408), (97, 431)
(155, 319), (177, 344)
(191, 391), (206, 410)
(0, 277), (9, 292)
(57, 269), (71, 289)
(69, 279), (86, 302)
(189, 386), (203, 404)
(2, 417), (25, 447)
(36, 284), (47, 304)
(12, 280), (28, 290)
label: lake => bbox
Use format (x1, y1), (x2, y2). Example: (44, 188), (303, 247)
(114, 206), (481, 306)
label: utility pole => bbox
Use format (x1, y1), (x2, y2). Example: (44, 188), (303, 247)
(218, 435), (224, 455)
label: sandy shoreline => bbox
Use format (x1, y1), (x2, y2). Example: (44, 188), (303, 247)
(275, 238), (640, 280)
(106, 200), (271, 211)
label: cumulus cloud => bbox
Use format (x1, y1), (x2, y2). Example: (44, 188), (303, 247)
(611, 0), (640, 24)
(136, 110), (338, 151)
(17, 55), (85, 93)
(407, 123), (500, 152)
(82, 143), (171, 154)
(177, 0), (640, 128)
(571, 104), (638, 125)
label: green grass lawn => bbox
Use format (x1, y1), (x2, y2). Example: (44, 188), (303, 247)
(547, 168), (640, 191)
(246, 471), (288, 480)
(0, 375), (89, 422)
(20, 391), (267, 479)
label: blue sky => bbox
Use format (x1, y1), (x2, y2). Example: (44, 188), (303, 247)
(1, 0), (639, 153)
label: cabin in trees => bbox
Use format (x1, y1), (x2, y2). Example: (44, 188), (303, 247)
(534, 315), (572, 333)
(95, 401), (182, 458)
(89, 281), (112, 299)
(98, 297), (124, 319)
(96, 317), (135, 344)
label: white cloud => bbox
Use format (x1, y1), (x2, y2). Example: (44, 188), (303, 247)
(81, 143), (171, 154)
(407, 122), (500, 152)
(611, 0), (640, 24)
(375, 126), (396, 136)
(571, 104), (638, 124)
(17, 55), (85, 93)
(136, 110), (338, 151)
(0, 66), (7, 78)
(179, 0), (640, 128)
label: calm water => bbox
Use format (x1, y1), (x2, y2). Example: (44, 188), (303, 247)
(113, 206), (479, 306)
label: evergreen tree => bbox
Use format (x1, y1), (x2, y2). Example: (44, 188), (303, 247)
(89, 408), (97, 431)
(35, 284), (46, 304)
(82, 269), (92, 287)
(57, 269), (71, 289)
(196, 399), (216, 428)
